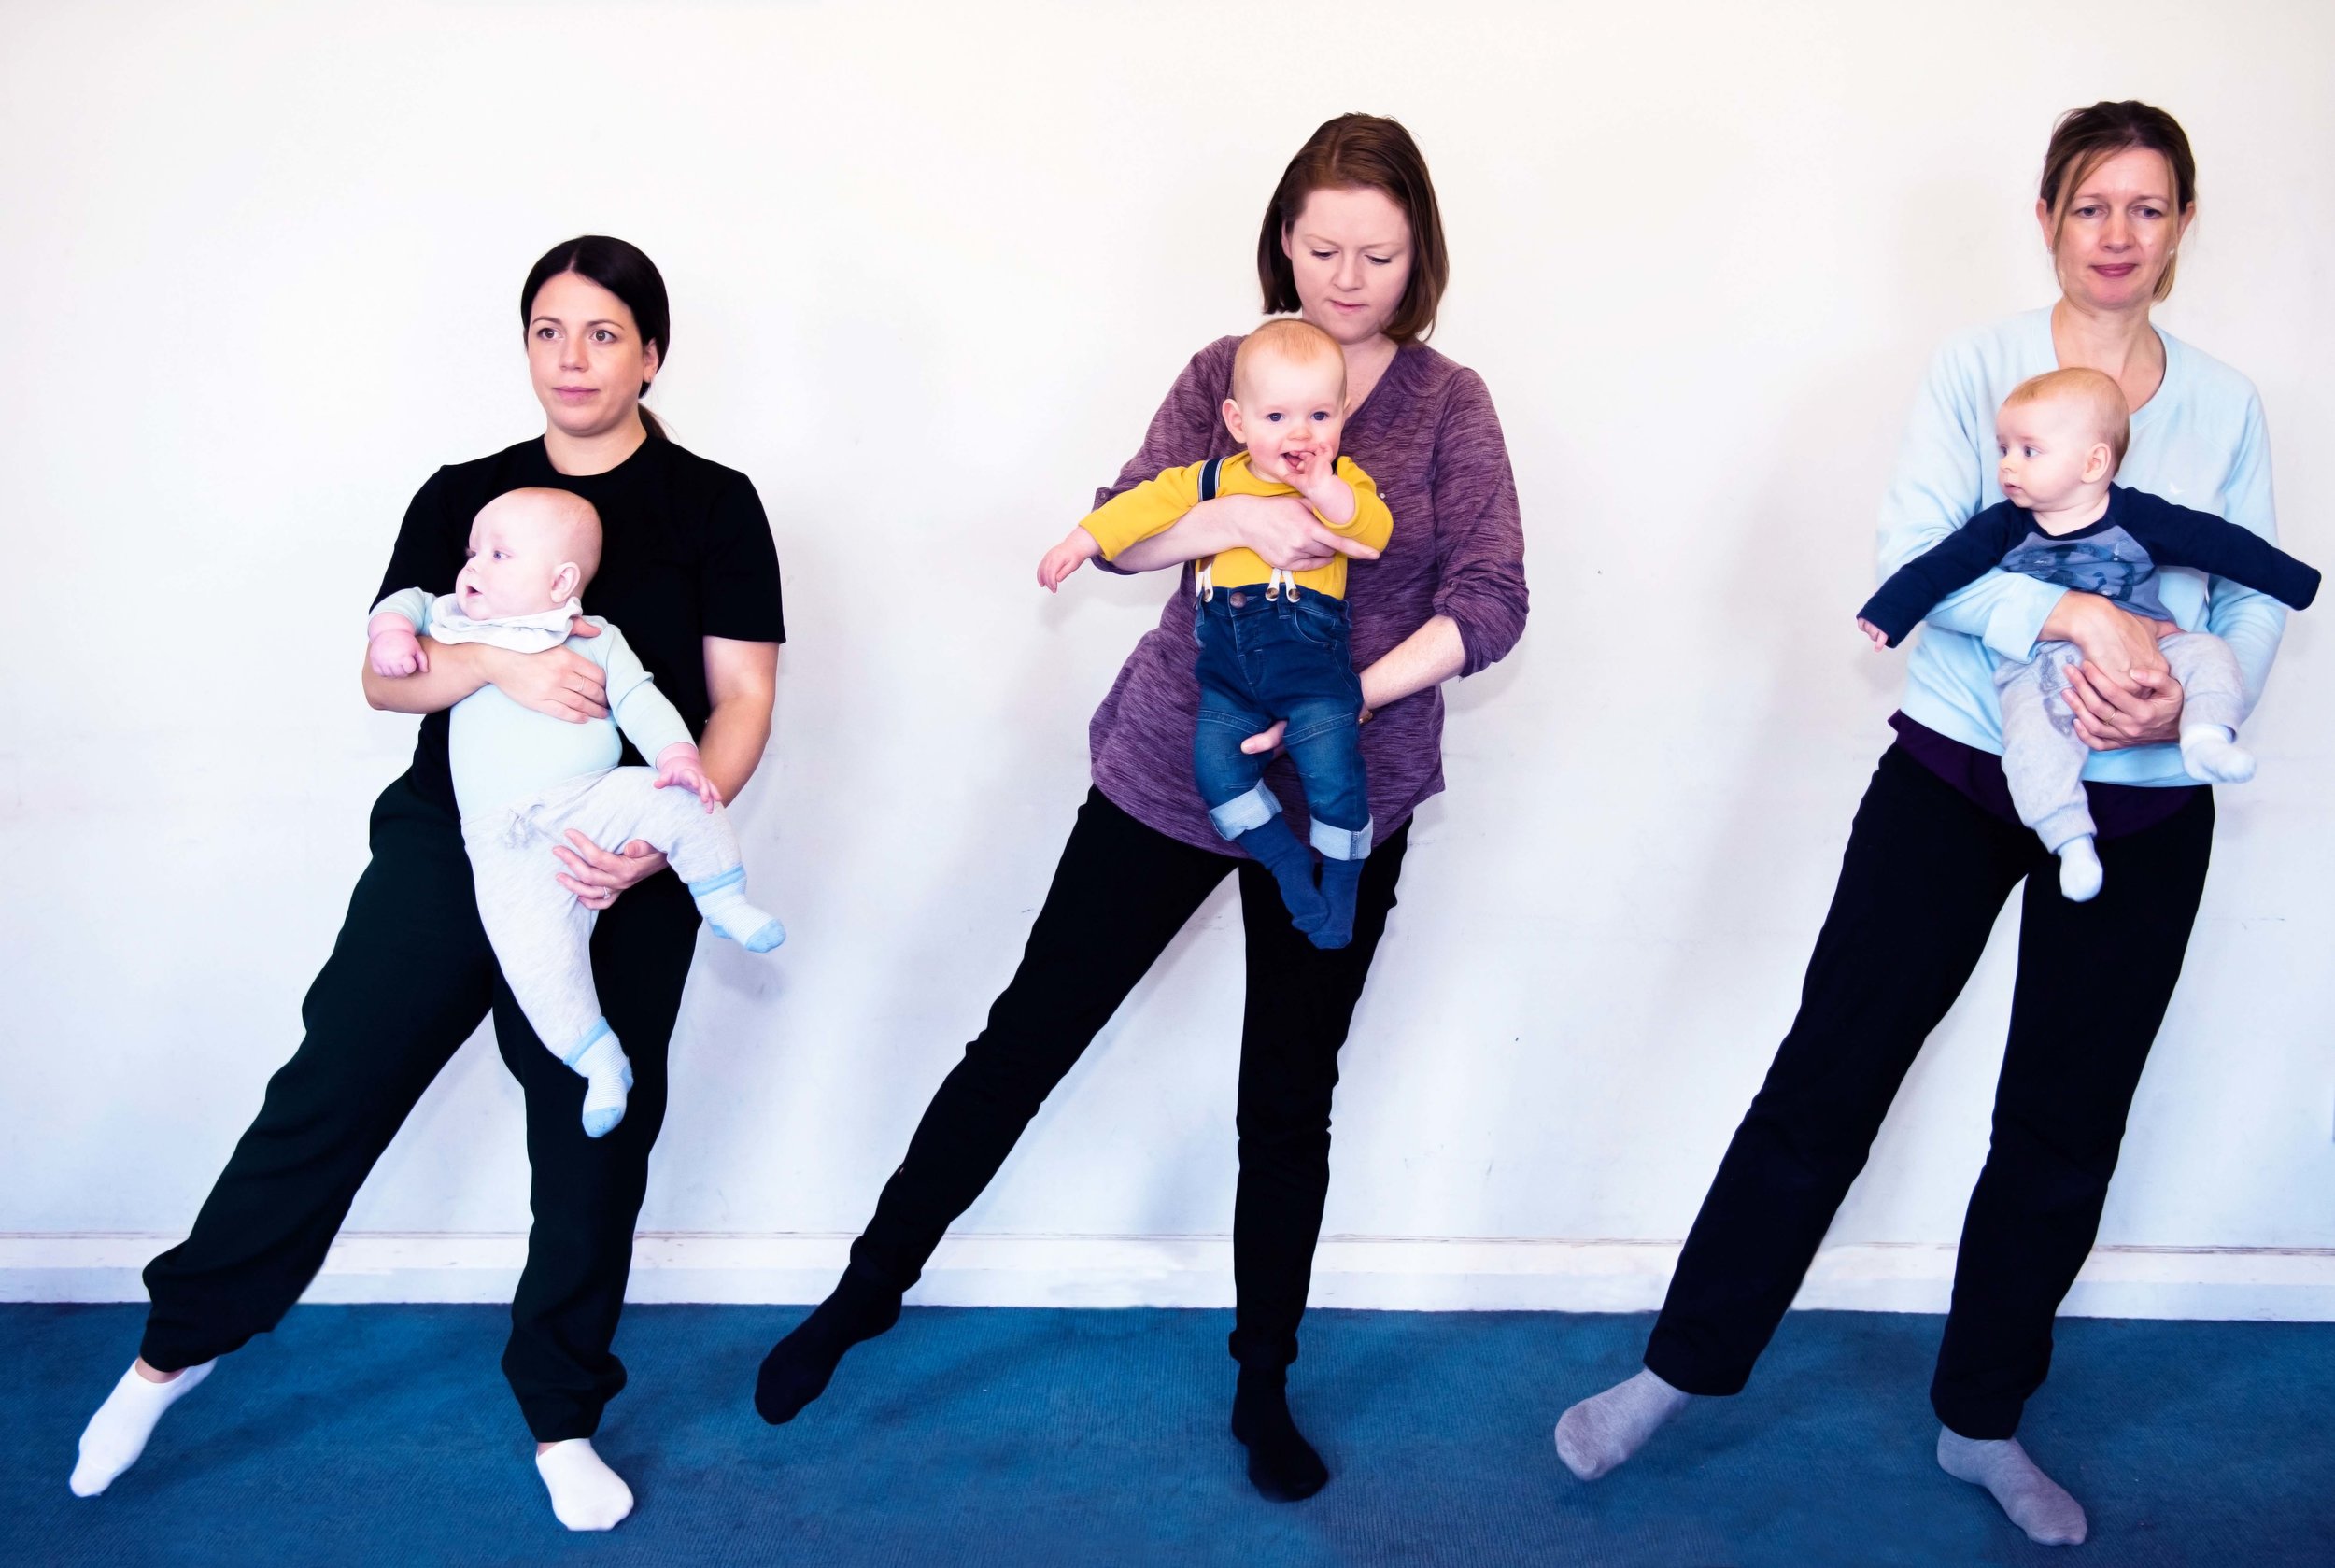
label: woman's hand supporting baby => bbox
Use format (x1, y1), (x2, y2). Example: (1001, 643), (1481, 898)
(2039, 590), (2186, 749)
(362, 617), (610, 723)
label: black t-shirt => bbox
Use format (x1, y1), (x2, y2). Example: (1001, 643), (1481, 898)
(375, 434), (786, 814)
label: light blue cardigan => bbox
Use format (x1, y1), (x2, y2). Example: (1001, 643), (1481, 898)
(1881, 307), (2287, 786)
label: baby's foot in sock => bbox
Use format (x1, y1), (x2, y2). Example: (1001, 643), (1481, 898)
(697, 880), (787, 953)
(71, 1359), (213, 1496)
(1937, 1429), (2087, 1547)
(2057, 837), (2103, 903)
(1309, 858), (1365, 951)
(571, 1033), (633, 1139)
(1231, 1373), (1329, 1501)
(755, 1271), (902, 1424)
(1555, 1366), (1692, 1481)
(1235, 819), (1330, 935)
(535, 1438), (633, 1532)
(2180, 724), (2256, 784)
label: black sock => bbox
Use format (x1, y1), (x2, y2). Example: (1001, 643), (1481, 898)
(1310, 856), (1365, 950)
(1237, 818), (1329, 935)
(754, 1268), (901, 1424)
(1230, 1370), (1329, 1502)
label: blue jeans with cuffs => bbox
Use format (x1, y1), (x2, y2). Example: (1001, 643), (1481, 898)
(1191, 586), (1371, 860)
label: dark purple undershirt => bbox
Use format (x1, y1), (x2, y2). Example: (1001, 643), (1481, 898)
(1889, 713), (2200, 839)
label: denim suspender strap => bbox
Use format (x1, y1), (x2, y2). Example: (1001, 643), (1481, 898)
(1196, 457), (1224, 601)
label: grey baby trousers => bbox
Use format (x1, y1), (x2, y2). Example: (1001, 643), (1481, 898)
(1992, 630), (2245, 851)
(461, 767), (743, 1067)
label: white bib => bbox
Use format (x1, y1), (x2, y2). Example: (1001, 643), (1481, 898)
(420, 596), (584, 654)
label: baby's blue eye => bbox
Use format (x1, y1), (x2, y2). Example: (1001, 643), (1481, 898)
(1311, 411), (1329, 421)
(1266, 412), (1283, 422)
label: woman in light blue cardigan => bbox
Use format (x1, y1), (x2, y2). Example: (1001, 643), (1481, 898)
(1557, 102), (2295, 1547)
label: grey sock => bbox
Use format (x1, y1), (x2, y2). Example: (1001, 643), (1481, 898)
(1555, 1366), (1692, 1480)
(1937, 1429), (2087, 1546)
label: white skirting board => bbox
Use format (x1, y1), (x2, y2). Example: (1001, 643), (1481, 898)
(6, 1234), (2334, 1321)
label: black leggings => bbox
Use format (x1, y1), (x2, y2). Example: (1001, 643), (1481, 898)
(847, 786), (1410, 1374)
(1644, 743), (2215, 1438)
(140, 774), (700, 1442)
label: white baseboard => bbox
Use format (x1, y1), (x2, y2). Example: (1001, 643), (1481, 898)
(5, 1233), (2332, 1321)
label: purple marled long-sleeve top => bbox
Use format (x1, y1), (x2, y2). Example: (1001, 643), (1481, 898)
(1088, 334), (1529, 854)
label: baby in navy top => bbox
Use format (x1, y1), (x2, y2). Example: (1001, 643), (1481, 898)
(1858, 367), (2318, 901)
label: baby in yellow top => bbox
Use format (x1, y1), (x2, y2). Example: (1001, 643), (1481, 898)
(1037, 319), (1393, 948)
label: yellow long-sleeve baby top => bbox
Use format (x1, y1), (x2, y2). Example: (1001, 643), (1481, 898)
(1077, 452), (1393, 599)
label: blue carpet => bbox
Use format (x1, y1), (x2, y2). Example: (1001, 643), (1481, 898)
(6, 1304), (2331, 1566)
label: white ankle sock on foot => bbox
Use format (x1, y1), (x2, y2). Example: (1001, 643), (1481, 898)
(1937, 1429), (2087, 1546)
(2179, 724), (2256, 784)
(71, 1360), (213, 1496)
(535, 1438), (633, 1531)
(2056, 837), (2103, 902)
(1555, 1366), (1692, 1481)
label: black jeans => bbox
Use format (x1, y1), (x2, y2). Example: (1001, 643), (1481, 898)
(847, 786), (1409, 1374)
(1644, 744), (2215, 1439)
(140, 774), (700, 1442)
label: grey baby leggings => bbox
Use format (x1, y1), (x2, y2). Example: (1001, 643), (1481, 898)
(461, 767), (743, 1066)
(1993, 629), (2244, 851)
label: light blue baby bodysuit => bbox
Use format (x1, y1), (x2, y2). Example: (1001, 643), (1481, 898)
(372, 587), (694, 817)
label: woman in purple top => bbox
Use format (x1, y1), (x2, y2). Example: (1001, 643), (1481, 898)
(755, 114), (1528, 1500)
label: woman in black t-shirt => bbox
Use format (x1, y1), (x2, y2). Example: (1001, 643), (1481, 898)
(70, 237), (785, 1533)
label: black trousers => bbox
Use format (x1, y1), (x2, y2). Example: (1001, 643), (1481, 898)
(848, 786), (1409, 1374)
(140, 774), (700, 1442)
(1644, 744), (2214, 1438)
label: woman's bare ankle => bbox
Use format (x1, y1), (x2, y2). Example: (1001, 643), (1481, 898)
(131, 1357), (181, 1384)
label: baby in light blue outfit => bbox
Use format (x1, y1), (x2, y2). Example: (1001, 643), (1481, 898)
(368, 487), (783, 1137)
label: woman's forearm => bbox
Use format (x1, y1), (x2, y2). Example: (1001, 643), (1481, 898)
(697, 699), (772, 800)
(362, 638), (496, 714)
(1359, 614), (1466, 713)
(1109, 498), (1244, 573)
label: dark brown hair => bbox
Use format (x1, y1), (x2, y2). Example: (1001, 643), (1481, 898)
(1257, 114), (1449, 344)
(2039, 101), (2197, 304)
(521, 235), (672, 440)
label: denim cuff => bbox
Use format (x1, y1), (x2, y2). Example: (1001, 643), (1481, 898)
(1310, 816), (1373, 861)
(1207, 782), (1282, 841)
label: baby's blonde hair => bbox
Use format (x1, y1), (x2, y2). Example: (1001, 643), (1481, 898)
(2003, 367), (2130, 474)
(1231, 318), (1347, 403)
(481, 487), (604, 586)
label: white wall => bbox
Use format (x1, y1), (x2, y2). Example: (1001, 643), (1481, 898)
(4, 0), (2331, 1316)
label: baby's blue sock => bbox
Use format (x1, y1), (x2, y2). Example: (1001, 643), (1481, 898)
(1312, 857), (1366, 951)
(569, 1027), (633, 1139)
(1237, 818), (1329, 935)
(689, 868), (787, 953)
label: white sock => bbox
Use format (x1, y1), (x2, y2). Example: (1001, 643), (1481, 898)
(2179, 724), (2256, 784)
(2056, 837), (2103, 903)
(70, 1360), (214, 1496)
(695, 882), (786, 954)
(571, 1032), (633, 1139)
(1554, 1366), (1693, 1481)
(535, 1438), (634, 1531)
(1937, 1429), (2087, 1546)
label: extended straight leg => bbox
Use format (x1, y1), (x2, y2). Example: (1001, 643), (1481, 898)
(74, 781), (495, 1499)
(756, 789), (1232, 1423)
(1561, 748), (2030, 1483)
